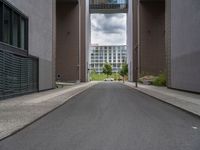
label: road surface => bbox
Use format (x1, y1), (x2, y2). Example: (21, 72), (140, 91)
(0, 82), (200, 150)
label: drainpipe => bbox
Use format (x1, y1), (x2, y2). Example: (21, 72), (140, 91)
(136, 0), (140, 88)
(78, 0), (82, 82)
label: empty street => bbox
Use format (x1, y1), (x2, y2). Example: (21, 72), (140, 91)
(0, 82), (200, 150)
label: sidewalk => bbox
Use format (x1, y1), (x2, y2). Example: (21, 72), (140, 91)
(0, 81), (99, 140)
(125, 82), (200, 117)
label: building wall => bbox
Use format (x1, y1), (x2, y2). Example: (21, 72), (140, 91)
(140, 1), (165, 75)
(7, 0), (55, 91)
(168, 0), (200, 93)
(80, 0), (88, 82)
(56, 2), (80, 82)
(85, 0), (90, 82)
(132, 0), (138, 82)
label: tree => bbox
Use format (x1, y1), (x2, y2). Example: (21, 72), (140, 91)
(103, 63), (112, 78)
(119, 63), (128, 83)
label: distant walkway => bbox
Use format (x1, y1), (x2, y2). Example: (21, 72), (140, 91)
(125, 82), (200, 117)
(1, 82), (200, 150)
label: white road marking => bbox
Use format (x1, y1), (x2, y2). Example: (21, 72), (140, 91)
(192, 126), (198, 130)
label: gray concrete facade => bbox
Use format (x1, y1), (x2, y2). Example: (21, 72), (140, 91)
(56, 2), (80, 82)
(167, 0), (200, 93)
(56, 0), (89, 83)
(127, 0), (134, 81)
(6, 0), (200, 93)
(7, 0), (55, 91)
(131, 0), (200, 93)
(6, 0), (89, 93)
(140, 1), (165, 75)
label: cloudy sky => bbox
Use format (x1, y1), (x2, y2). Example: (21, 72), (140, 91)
(91, 13), (127, 46)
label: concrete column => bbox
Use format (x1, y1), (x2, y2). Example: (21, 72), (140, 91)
(79, 0), (90, 82)
(127, 0), (133, 81)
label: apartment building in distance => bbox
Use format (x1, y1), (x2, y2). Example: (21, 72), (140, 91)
(89, 45), (127, 73)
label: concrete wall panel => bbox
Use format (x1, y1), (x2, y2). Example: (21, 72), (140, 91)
(7, 0), (54, 90)
(140, 2), (166, 75)
(80, 0), (88, 82)
(127, 0), (133, 81)
(56, 2), (80, 82)
(169, 0), (200, 93)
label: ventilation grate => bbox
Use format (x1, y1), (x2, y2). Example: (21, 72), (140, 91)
(0, 49), (38, 100)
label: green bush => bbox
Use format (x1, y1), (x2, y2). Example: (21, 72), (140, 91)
(152, 74), (167, 86)
(90, 73), (121, 81)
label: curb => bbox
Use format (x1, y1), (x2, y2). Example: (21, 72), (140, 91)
(123, 82), (200, 118)
(0, 82), (98, 141)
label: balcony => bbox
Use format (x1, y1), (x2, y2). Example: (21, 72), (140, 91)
(90, 0), (128, 14)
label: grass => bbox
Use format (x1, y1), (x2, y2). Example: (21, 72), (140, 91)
(90, 73), (121, 81)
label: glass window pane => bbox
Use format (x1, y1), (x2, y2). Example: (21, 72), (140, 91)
(12, 13), (20, 47)
(0, 2), (2, 41)
(20, 18), (25, 49)
(3, 6), (12, 44)
(25, 20), (28, 50)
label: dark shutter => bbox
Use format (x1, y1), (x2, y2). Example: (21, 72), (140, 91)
(0, 49), (38, 100)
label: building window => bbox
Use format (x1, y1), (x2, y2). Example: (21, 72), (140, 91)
(0, 2), (2, 41)
(20, 18), (25, 49)
(3, 6), (12, 44)
(0, 1), (28, 50)
(12, 13), (20, 47)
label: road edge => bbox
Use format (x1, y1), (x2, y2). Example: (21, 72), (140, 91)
(122, 82), (200, 118)
(0, 82), (99, 141)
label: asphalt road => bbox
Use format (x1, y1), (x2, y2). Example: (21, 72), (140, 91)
(0, 82), (200, 150)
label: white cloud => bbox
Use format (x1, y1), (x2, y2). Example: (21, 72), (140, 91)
(91, 13), (127, 46)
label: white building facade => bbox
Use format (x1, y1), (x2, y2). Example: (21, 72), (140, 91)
(89, 45), (127, 73)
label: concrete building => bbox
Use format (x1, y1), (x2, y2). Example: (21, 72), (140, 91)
(0, 0), (199, 100)
(0, 0), (90, 99)
(0, 0), (55, 99)
(56, 0), (89, 83)
(89, 45), (127, 73)
(0, 0), (128, 99)
(129, 0), (200, 93)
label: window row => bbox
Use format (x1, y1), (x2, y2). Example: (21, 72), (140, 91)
(0, 1), (28, 50)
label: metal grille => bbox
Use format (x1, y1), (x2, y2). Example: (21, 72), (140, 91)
(0, 49), (38, 100)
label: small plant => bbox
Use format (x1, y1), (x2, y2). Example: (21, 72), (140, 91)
(152, 73), (167, 86)
(119, 63), (128, 83)
(103, 63), (112, 78)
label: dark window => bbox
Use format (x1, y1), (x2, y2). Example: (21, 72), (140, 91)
(3, 6), (12, 44)
(0, 1), (28, 50)
(0, 2), (2, 41)
(12, 13), (20, 47)
(20, 18), (25, 49)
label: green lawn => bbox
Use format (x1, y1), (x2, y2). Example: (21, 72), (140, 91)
(90, 73), (121, 81)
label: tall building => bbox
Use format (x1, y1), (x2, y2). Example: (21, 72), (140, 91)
(89, 45), (127, 73)
(0, 0), (200, 100)
(0, 0), (55, 99)
(0, 0), (89, 99)
(129, 0), (200, 93)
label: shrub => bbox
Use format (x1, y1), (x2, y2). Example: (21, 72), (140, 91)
(152, 74), (167, 86)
